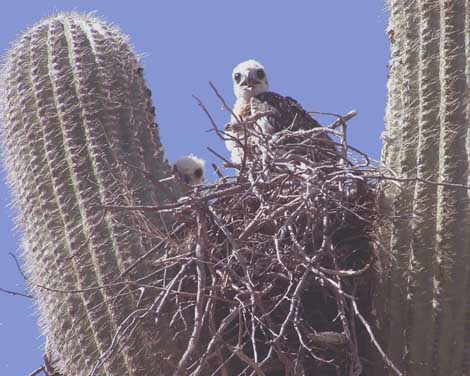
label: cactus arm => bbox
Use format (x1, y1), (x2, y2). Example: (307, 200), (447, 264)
(1, 13), (180, 375)
(380, 2), (470, 374)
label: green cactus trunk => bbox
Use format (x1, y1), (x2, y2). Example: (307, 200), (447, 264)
(1, 13), (181, 376)
(379, 1), (470, 375)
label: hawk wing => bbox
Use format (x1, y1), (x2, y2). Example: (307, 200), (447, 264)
(250, 91), (338, 162)
(250, 91), (321, 133)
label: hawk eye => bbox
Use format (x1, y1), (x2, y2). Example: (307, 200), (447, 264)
(256, 69), (265, 79)
(234, 72), (241, 83)
(194, 168), (203, 178)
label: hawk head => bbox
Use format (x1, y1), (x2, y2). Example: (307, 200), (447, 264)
(233, 60), (269, 101)
(173, 155), (205, 189)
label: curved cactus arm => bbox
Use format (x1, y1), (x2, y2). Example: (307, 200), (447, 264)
(1, 13), (181, 376)
(379, 1), (470, 375)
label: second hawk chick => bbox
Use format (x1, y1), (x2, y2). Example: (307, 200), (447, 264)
(173, 155), (205, 191)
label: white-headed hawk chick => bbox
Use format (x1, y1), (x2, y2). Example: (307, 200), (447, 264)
(226, 59), (328, 164)
(173, 155), (205, 191)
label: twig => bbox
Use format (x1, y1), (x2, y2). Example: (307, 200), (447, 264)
(0, 286), (33, 299)
(211, 163), (224, 179)
(224, 344), (266, 376)
(28, 366), (45, 376)
(101, 184), (248, 214)
(368, 174), (470, 190)
(119, 223), (185, 278)
(307, 331), (348, 345)
(193, 94), (225, 139)
(173, 211), (208, 375)
(208, 81), (239, 121)
(225, 110), (276, 132)
(352, 298), (402, 376)
(192, 308), (240, 376)
(120, 160), (179, 200)
(9, 252), (27, 280)
(206, 146), (234, 167)
(329, 110), (358, 129)
(307, 109), (358, 129)
(101, 202), (186, 213)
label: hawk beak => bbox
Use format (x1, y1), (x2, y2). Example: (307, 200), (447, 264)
(241, 80), (260, 88)
(240, 73), (261, 88)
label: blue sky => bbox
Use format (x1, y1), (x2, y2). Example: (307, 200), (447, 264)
(0, 1), (389, 374)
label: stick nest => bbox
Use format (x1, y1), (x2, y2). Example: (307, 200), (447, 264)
(152, 111), (379, 375)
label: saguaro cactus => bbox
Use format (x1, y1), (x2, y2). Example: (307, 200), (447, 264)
(379, 1), (470, 375)
(0, 13), (181, 375)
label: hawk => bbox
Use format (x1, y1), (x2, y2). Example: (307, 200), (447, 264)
(173, 155), (205, 191)
(226, 59), (332, 164)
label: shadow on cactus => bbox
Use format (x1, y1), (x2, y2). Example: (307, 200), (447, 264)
(0, 11), (396, 376)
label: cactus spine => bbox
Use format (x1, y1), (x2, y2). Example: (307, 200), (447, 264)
(1, 13), (180, 375)
(379, 1), (470, 374)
